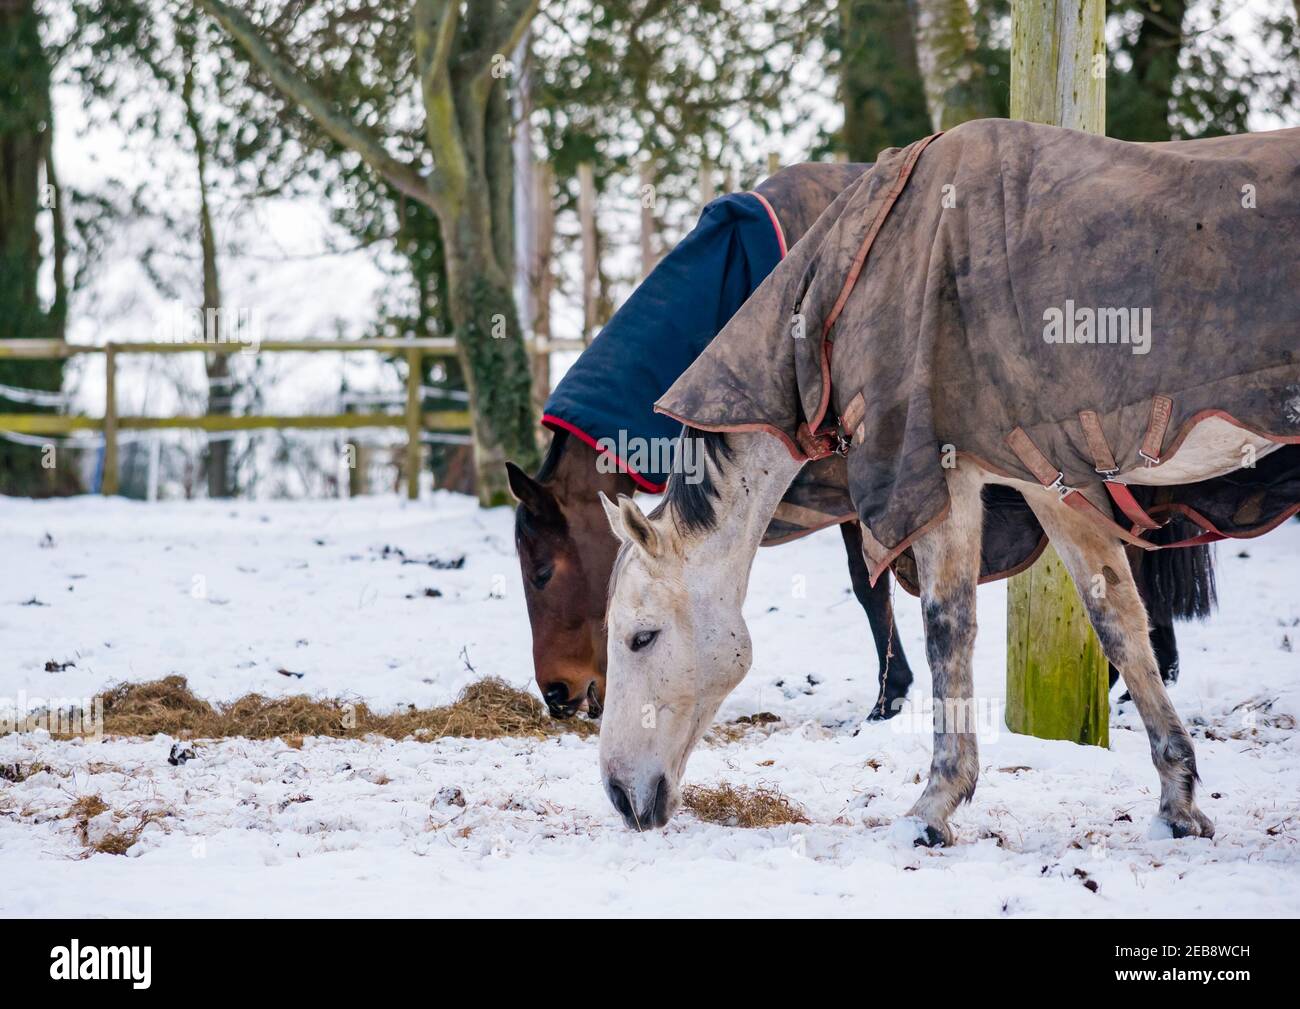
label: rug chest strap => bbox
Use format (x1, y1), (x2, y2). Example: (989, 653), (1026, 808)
(1141, 395), (1173, 465)
(1077, 409), (1162, 531)
(1077, 410), (1118, 473)
(1006, 427), (1065, 490)
(1006, 425), (1155, 549)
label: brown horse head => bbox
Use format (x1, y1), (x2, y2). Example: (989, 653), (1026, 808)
(507, 432), (636, 719)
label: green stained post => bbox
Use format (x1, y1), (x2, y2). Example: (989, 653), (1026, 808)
(1005, 0), (1109, 746)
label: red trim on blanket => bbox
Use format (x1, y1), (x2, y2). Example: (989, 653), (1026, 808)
(541, 414), (666, 493)
(747, 191), (788, 258)
(654, 407), (807, 464)
(1147, 499), (1300, 544)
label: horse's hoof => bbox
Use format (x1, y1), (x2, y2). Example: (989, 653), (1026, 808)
(866, 692), (908, 722)
(913, 823), (952, 848)
(889, 815), (949, 848)
(1164, 808), (1215, 839)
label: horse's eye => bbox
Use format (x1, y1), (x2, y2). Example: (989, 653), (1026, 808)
(629, 629), (659, 652)
(531, 565), (554, 590)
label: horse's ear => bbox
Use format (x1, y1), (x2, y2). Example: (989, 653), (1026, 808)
(604, 492), (659, 556)
(599, 491), (625, 541)
(506, 462), (561, 525)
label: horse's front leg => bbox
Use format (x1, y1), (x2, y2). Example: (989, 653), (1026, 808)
(839, 521), (914, 720)
(905, 465), (985, 847)
(1022, 487), (1213, 839)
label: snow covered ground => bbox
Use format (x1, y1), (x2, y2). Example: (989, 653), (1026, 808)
(2, 493), (1298, 917)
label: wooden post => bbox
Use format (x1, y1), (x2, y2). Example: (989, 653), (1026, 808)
(577, 161), (598, 343)
(404, 346), (421, 501)
(1011, 0), (1105, 132)
(766, 152), (780, 178)
(101, 344), (119, 496)
(347, 439), (367, 498)
(1005, 0), (1108, 747)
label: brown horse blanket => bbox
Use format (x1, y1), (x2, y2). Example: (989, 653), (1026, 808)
(659, 119), (1300, 584)
(736, 164), (866, 545)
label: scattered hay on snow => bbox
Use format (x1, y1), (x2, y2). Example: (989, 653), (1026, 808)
(11, 675), (597, 743)
(682, 783), (810, 828)
(62, 794), (171, 856)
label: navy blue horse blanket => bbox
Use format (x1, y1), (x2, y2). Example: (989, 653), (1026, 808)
(543, 192), (785, 491)
(541, 162), (875, 547)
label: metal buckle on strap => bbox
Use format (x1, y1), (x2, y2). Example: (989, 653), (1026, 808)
(1138, 449), (1160, 467)
(1096, 466), (1120, 478)
(1047, 471), (1073, 499)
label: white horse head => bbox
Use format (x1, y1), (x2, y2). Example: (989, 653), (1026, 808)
(596, 430), (802, 829)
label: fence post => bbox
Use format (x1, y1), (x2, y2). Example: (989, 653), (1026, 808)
(404, 346), (421, 501)
(1005, 0), (1108, 747)
(102, 344), (119, 496)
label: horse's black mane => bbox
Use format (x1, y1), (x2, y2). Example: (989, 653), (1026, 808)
(535, 428), (568, 483)
(515, 429), (569, 540)
(650, 426), (733, 535)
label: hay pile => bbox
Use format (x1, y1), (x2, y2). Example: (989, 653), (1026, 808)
(682, 783), (810, 828)
(19, 675), (597, 743)
(63, 794), (170, 856)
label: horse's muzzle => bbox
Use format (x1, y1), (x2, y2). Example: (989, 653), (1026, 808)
(542, 680), (602, 720)
(606, 773), (670, 831)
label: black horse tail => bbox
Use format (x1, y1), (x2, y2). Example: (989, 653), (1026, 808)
(1136, 518), (1218, 624)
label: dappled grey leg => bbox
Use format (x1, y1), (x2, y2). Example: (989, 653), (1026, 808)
(905, 466), (984, 847)
(1022, 488), (1213, 839)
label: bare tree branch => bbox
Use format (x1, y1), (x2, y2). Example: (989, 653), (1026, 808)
(195, 0), (434, 208)
(458, 0), (540, 115)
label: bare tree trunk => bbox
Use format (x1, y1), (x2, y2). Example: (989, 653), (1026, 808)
(911, 0), (997, 130)
(530, 160), (554, 411)
(181, 46), (233, 499)
(639, 155), (658, 278)
(578, 160), (598, 343)
(511, 32), (549, 418)
(200, 0), (542, 505)
(0, 0), (67, 495)
(698, 158), (715, 212)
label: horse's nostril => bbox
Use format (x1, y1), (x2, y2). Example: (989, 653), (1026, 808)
(542, 683), (568, 705)
(643, 774), (669, 828)
(608, 778), (635, 821)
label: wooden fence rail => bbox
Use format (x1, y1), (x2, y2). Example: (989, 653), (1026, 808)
(0, 337), (584, 500)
